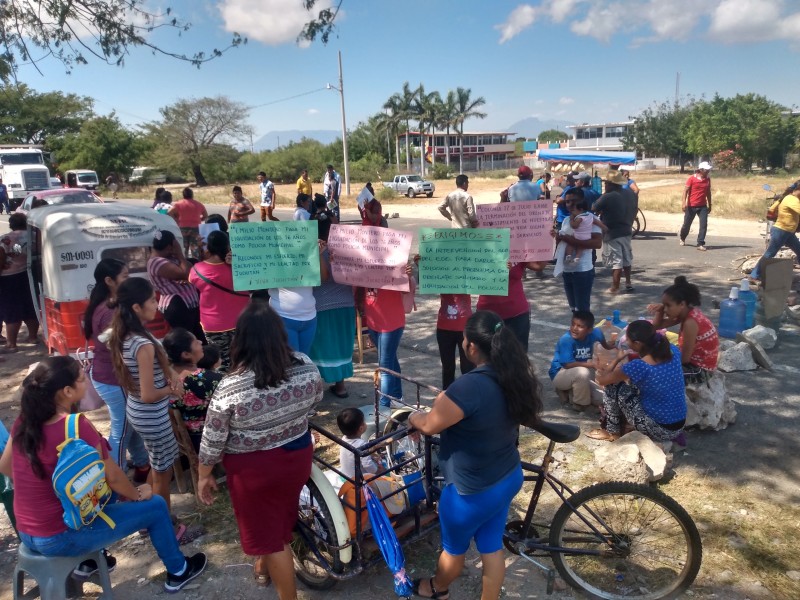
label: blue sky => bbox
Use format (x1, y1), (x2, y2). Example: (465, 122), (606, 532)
(17, 0), (800, 142)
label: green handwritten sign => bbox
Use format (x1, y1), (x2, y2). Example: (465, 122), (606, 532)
(418, 228), (510, 295)
(229, 221), (320, 290)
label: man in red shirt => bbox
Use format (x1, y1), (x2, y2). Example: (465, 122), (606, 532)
(680, 161), (713, 251)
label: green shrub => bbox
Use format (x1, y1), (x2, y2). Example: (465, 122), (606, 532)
(430, 163), (451, 180)
(379, 186), (396, 200)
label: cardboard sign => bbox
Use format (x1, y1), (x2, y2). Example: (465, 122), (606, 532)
(229, 221), (320, 290)
(476, 201), (554, 262)
(418, 227), (510, 295)
(327, 225), (412, 291)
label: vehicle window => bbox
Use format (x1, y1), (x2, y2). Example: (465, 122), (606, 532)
(101, 246), (151, 274)
(407, 176), (421, 182)
(50, 191), (97, 204)
(77, 174), (98, 183)
(0, 152), (44, 165)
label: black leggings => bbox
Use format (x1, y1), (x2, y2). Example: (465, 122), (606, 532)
(503, 311), (531, 353)
(436, 328), (475, 390)
(163, 296), (206, 344)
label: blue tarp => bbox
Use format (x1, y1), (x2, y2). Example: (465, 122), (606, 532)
(537, 149), (636, 165)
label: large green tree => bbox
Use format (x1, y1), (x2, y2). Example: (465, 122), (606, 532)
(147, 96), (254, 186)
(624, 100), (694, 171)
(454, 87), (487, 174)
(50, 115), (146, 179)
(0, 84), (93, 145)
(682, 94), (796, 170)
(0, 1), (244, 79)
(537, 129), (569, 143)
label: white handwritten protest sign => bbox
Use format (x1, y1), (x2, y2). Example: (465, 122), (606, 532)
(327, 225), (412, 291)
(476, 201), (554, 262)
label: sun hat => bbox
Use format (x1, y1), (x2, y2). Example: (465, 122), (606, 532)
(604, 170), (628, 185)
(697, 161), (713, 171)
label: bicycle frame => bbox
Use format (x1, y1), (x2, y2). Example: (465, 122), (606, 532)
(296, 369), (442, 582)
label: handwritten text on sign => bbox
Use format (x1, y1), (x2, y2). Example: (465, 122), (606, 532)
(476, 201), (554, 262)
(327, 225), (412, 291)
(418, 228), (510, 295)
(229, 221), (320, 290)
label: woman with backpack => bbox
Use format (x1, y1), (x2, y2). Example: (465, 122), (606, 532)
(0, 356), (207, 593)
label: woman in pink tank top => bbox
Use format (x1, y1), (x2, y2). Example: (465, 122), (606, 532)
(168, 187), (207, 260)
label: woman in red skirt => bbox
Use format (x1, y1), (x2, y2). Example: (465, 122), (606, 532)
(196, 301), (323, 598)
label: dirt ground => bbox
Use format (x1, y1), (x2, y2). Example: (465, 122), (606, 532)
(2, 192), (799, 599)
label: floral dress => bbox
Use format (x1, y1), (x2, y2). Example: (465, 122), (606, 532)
(171, 368), (223, 451)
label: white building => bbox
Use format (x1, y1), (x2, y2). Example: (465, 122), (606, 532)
(566, 121), (634, 151)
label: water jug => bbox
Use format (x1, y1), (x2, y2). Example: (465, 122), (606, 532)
(612, 310), (628, 329)
(600, 317), (622, 344)
(718, 287), (746, 338)
(738, 279), (757, 329)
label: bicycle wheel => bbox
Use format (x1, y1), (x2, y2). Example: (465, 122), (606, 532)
(292, 479), (343, 590)
(632, 216), (641, 237)
(638, 208), (647, 233)
(549, 481), (702, 600)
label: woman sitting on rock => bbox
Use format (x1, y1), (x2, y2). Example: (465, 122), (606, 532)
(647, 275), (719, 382)
(588, 320), (686, 443)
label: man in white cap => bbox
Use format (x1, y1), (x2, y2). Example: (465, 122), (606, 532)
(680, 161), (713, 251)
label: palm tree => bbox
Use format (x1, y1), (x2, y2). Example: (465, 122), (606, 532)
(384, 82), (417, 172)
(375, 105), (401, 172)
(439, 91), (459, 168)
(454, 87), (487, 174)
(414, 84), (441, 177)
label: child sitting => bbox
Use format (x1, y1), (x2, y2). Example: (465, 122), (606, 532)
(564, 196), (607, 264)
(336, 408), (381, 481)
(549, 310), (614, 412)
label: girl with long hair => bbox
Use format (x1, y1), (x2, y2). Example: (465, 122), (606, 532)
(83, 258), (150, 478)
(163, 328), (222, 452)
(0, 356), (207, 593)
(590, 319), (686, 443)
(407, 310), (542, 600)
(108, 278), (181, 517)
(197, 301), (323, 598)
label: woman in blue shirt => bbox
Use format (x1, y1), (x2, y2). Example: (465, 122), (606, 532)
(407, 310), (542, 600)
(589, 320), (686, 442)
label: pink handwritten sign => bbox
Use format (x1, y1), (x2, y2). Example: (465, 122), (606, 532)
(476, 201), (554, 262)
(328, 225), (413, 291)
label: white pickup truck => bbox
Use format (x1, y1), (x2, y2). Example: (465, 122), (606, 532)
(383, 174), (435, 198)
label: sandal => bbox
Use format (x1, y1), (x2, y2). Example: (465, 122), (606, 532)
(329, 384), (349, 398)
(624, 285), (635, 293)
(253, 566), (272, 587)
(586, 428), (620, 442)
(177, 524), (206, 545)
(412, 577), (450, 600)
(605, 287), (620, 295)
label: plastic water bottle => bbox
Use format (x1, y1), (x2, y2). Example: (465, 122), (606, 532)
(718, 287), (746, 338)
(612, 310), (628, 329)
(738, 279), (757, 329)
(601, 317), (622, 344)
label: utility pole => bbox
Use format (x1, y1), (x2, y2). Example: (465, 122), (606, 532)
(326, 51), (350, 196)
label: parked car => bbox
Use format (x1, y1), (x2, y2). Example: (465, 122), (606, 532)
(49, 177), (64, 188)
(65, 169), (100, 191)
(16, 188), (103, 214)
(383, 174), (435, 198)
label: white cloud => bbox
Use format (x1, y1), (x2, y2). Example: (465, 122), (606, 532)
(559, 97), (575, 105)
(495, 0), (800, 49)
(495, 5), (538, 44)
(307, 108), (319, 115)
(219, 0), (335, 46)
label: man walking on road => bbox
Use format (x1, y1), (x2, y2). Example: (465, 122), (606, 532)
(438, 174), (477, 228)
(323, 164), (341, 219)
(680, 161), (712, 251)
(258, 171), (278, 221)
(593, 170), (638, 294)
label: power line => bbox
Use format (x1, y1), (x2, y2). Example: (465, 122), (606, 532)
(247, 87), (327, 110)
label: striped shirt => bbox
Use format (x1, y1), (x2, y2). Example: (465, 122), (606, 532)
(199, 353), (324, 465)
(147, 256), (199, 311)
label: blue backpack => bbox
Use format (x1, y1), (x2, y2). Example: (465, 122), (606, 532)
(52, 414), (115, 530)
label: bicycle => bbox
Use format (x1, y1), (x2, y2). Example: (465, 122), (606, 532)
(504, 420), (703, 599)
(632, 207), (647, 237)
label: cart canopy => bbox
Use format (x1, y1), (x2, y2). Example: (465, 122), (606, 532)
(537, 149), (636, 165)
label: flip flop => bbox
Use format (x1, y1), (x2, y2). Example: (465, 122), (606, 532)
(174, 523), (187, 543)
(412, 578), (450, 600)
(625, 285), (635, 293)
(329, 385), (349, 399)
(253, 565), (272, 587)
(586, 428), (620, 442)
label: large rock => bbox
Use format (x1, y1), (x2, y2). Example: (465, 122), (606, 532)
(718, 342), (758, 372)
(593, 432), (668, 483)
(739, 325), (777, 350)
(719, 339), (737, 352)
(685, 371), (737, 430)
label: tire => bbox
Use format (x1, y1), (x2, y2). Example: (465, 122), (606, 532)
(383, 412), (442, 498)
(632, 216), (641, 237)
(426, 192), (433, 198)
(548, 481), (702, 600)
(292, 479), (343, 590)
(406, 187), (416, 198)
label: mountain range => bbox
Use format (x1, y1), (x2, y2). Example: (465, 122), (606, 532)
(254, 117), (576, 150)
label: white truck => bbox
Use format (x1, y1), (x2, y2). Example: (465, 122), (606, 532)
(0, 145), (52, 208)
(383, 174), (435, 198)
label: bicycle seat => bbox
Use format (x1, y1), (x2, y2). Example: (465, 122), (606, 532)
(528, 420), (580, 444)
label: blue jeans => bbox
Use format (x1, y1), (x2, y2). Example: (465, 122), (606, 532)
(281, 316), (317, 355)
(680, 206), (708, 246)
(91, 376), (149, 469)
(368, 327), (404, 406)
(750, 226), (800, 280)
(562, 268), (595, 312)
(19, 495), (186, 574)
